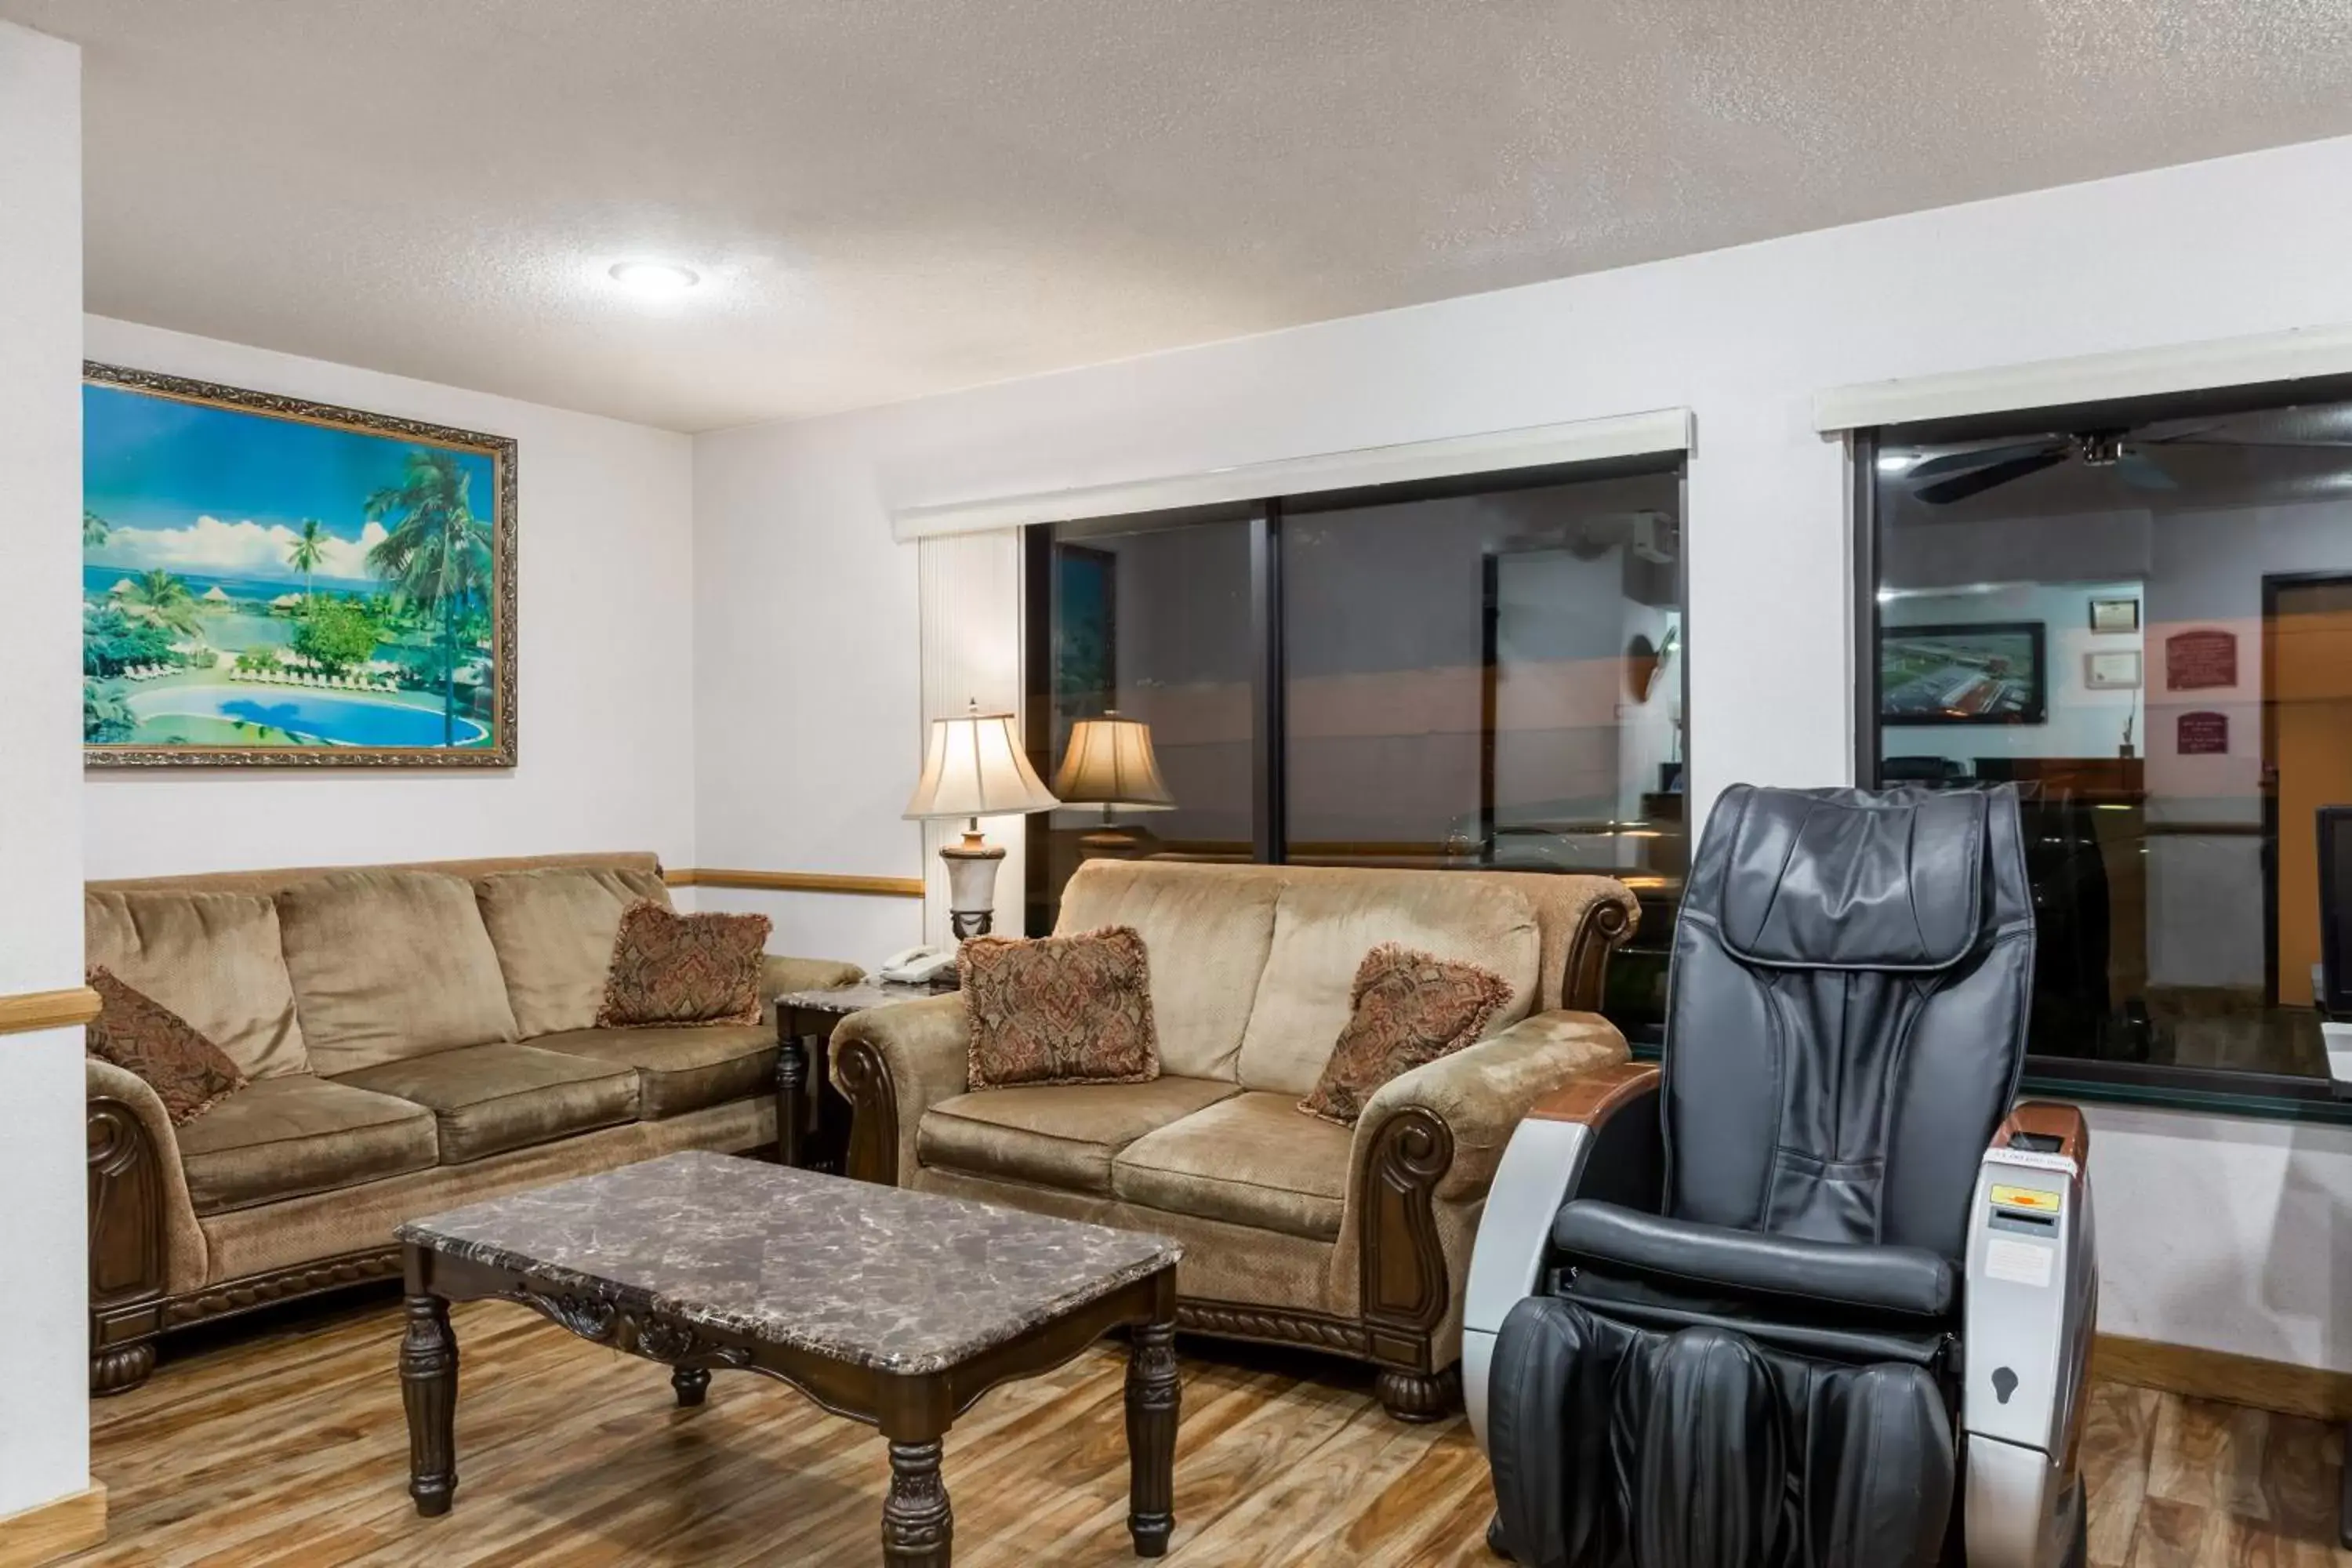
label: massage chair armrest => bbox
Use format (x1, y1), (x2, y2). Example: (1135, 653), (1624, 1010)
(827, 993), (970, 1186)
(1461, 1059), (1664, 1451)
(1962, 1100), (2097, 1567)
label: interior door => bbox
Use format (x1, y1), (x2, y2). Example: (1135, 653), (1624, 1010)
(2268, 577), (2352, 1006)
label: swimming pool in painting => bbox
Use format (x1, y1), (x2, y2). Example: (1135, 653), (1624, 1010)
(124, 684), (488, 748)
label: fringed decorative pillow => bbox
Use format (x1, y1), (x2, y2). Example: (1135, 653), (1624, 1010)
(958, 926), (1160, 1089)
(85, 966), (248, 1125)
(597, 901), (771, 1028)
(1298, 943), (1512, 1126)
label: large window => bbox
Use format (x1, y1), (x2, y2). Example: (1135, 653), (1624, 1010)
(1025, 459), (1686, 1039)
(1859, 379), (2352, 1109)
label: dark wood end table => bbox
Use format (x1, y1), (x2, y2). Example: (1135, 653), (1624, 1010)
(396, 1151), (1181, 1566)
(775, 980), (952, 1172)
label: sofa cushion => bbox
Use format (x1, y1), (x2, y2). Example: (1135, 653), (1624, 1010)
(1055, 860), (1281, 1081)
(335, 1042), (639, 1164)
(1298, 944), (1514, 1127)
(918, 1076), (1237, 1195)
(85, 967), (249, 1126)
(176, 1073), (438, 1215)
(1234, 875), (1541, 1097)
(85, 887), (310, 1079)
(476, 866), (673, 1038)
(531, 1024), (775, 1120)
(598, 903), (771, 1029)
(960, 927), (1160, 1089)
(1113, 1092), (1352, 1242)
(278, 869), (520, 1074)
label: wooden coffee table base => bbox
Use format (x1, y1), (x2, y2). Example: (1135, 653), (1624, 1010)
(397, 1243), (1180, 1566)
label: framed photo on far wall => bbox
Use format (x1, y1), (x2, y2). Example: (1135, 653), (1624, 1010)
(2085, 649), (2143, 690)
(1878, 621), (2048, 726)
(81, 363), (517, 768)
(2089, 597), (2140, 633)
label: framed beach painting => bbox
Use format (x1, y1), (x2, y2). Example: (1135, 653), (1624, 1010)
(81, 364), (517, 767)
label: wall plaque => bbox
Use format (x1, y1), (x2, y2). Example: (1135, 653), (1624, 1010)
(2176, 710), (2229, 756)
(2165, 628), (2238, 691)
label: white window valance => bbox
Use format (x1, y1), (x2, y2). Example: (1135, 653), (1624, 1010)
(891, 407), (1693, 543)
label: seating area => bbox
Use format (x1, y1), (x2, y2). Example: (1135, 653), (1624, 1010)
(9, 8), (2352, 1567)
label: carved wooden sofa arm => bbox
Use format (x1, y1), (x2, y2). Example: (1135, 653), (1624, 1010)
(1334, 1008), (1631, 1421)
(829, 993), (971, 1186)
(86, 1058), (209, 1394)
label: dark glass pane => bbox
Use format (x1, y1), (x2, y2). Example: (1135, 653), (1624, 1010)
(1280, 470), (1686, 1035)
(1031, 514), (1253, 931)
(1871, 398), (2352, 1080)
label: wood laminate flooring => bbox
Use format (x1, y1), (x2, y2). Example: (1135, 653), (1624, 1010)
(55, 1295), (2352, 1566)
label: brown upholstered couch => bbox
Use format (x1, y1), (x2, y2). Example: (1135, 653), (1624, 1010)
(829, 859), (1636, 1420)
(84, 851), (860, 1393)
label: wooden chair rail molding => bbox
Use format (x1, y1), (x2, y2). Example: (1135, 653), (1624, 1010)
(0, 985), (101, 1038)
(665, 868), (925, 899)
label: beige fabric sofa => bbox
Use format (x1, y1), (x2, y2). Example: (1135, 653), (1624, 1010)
(84, 851), (860, 1393)
(829, 859), (1637, 1420)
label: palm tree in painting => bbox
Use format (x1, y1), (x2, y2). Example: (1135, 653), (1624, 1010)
(286, 518), (328, 617)
(365, 450), (489, 746)
(82, 509), (111, 548)
(123, 569), (199, 637)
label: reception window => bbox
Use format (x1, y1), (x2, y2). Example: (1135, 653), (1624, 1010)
(1025, 457), (1686, 1039)
(1859, 379), (2352, 1106)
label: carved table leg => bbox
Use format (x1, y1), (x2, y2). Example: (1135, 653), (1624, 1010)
(672, 1366), (710, 1407)
(775, 1021), (809, 1169)
(401, 1293), (459, 1516)
(1125, 1316), (1180, 1556)
(882, 1438), (952, 1566)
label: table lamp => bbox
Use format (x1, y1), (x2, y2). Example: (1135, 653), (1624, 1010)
(1051, 712), (1175, 858)
(902, 700), (1060, 938)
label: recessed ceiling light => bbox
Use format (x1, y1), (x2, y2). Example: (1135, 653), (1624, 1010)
(608, 261), (699, 296)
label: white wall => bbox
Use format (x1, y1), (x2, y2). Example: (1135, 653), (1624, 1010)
(0, 17), (90, 1520)
(695, 132), (2352, 1367)
(81, 318), (697, 879)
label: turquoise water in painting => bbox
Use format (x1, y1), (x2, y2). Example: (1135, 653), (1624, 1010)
(124, 684), (488, 748)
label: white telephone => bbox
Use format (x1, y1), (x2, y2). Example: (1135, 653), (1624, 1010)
(878, 944), (958, 986)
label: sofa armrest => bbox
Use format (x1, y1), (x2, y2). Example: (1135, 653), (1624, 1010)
(1332, 1010), (1629, 1387)
(1356, 1011), (1631, 1202)
(828, 993), (970, 1186)
(88, 1058), (209, 1385)
(759, 953), (866, 1023)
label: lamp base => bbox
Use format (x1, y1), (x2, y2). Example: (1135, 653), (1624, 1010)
(941, 829), (1004, 944)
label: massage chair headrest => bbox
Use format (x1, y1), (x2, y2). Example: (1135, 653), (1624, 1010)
(1702, 784), (1999, 973)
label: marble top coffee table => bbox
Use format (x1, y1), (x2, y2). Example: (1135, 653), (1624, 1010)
(394, 1150), (1183, 1566)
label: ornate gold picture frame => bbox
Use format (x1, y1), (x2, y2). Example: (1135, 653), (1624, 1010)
(81, 362), (517, 768)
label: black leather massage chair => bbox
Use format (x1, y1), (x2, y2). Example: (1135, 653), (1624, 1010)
(1465, 784), (2095, 1568)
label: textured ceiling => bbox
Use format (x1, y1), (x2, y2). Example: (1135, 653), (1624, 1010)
(10, 1), (2352, 432)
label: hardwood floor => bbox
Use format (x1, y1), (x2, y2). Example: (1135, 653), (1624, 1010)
(59, 1294), (2352, 1566)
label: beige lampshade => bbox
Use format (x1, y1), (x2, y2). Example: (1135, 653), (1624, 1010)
(902, 703), (1060, 821)
(1053, 713), (1175, 810)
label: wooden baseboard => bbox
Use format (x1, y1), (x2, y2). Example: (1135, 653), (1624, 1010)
(666, 868), (925, 899)
(0, 988), (100, 1039)
(0, 1483), (106, 1568)
(2093, 1332), (2352, 1422)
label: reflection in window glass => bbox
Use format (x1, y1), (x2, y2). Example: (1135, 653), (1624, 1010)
(1282, 472), (1686, 1030)
(1871, 398), (2352, 1079)
(1032, 514), (1253, 931)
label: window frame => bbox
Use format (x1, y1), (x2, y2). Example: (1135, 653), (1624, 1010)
(1021, 452), (1691, 1045)
(1851, 379), (2352, 1123)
